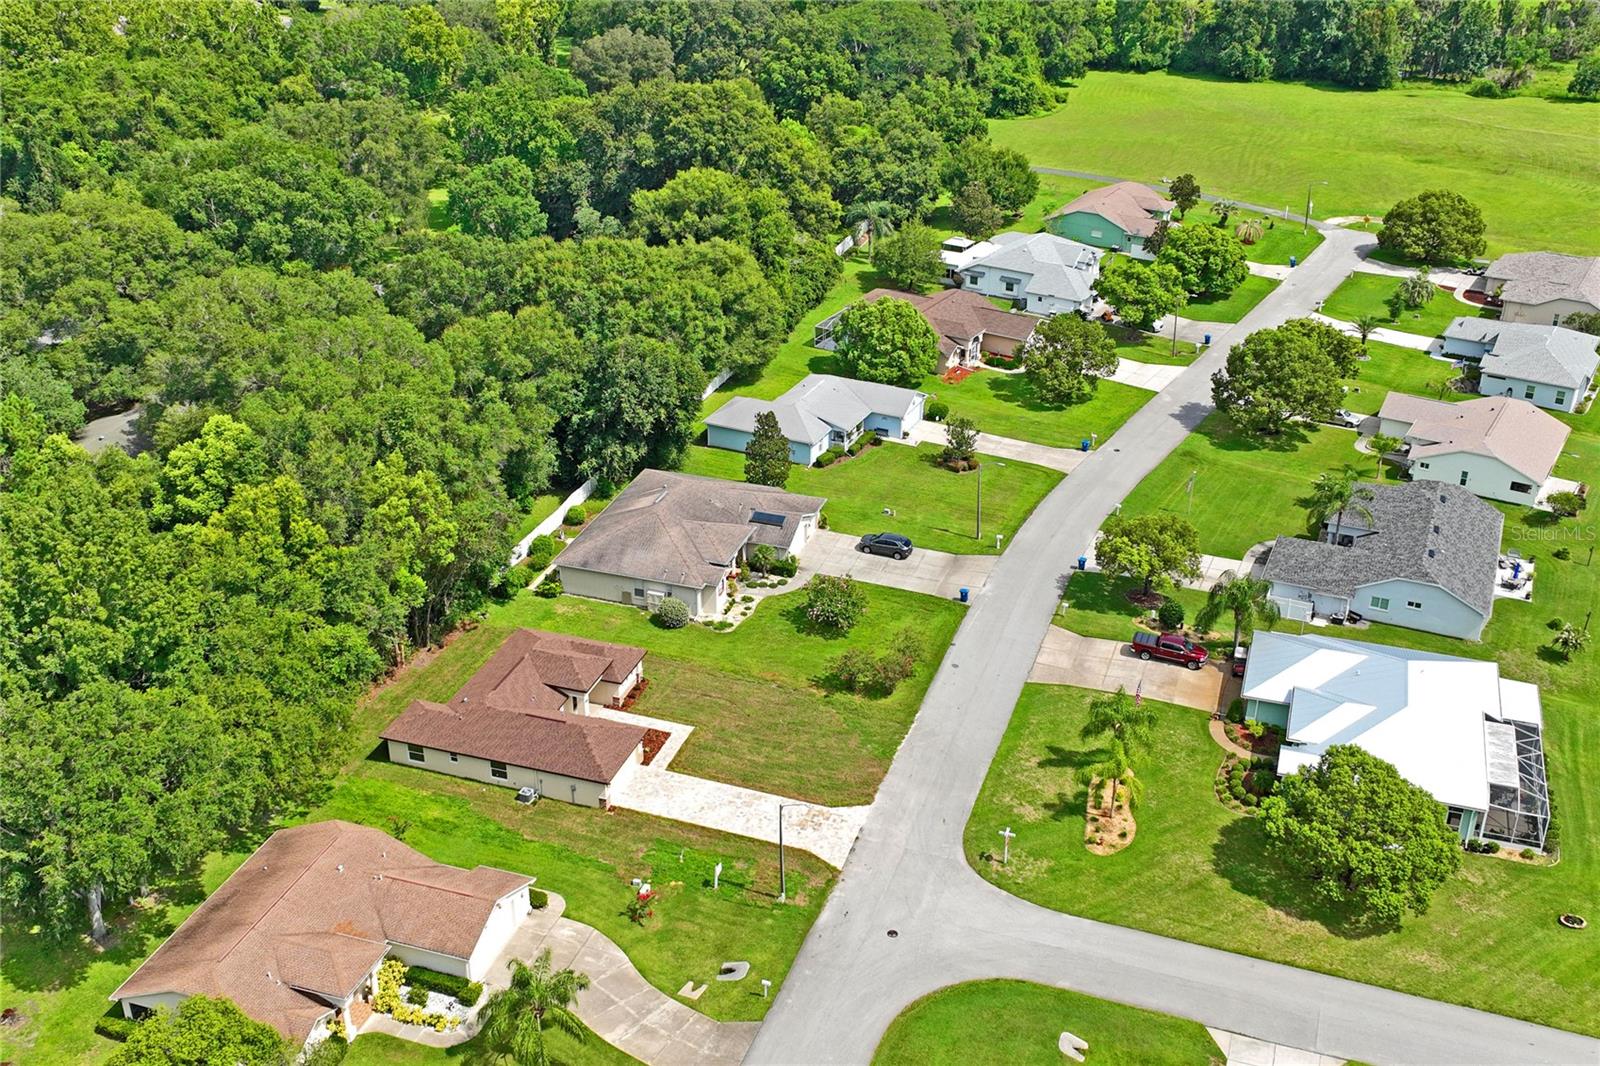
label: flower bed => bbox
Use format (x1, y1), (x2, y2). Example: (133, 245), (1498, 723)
(1224, 720), (1281, 757)
(1213, 753), (1276, 815)
(1083, 776), (1136, 855)
(641, 728), (671, 766)
(372, 959), (465, 1034)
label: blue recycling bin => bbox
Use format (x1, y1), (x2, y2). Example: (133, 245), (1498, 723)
(1289, 255), (1297, 268)
(1077, 555), (1088, 571)
(1080, 438), (1091, 452)
(959, 587), (970, 603)
(1203, 333), (1212, 345)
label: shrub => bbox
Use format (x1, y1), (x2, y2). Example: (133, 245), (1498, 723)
(564, 505), (587, 526)
(1243, 793), (1258, 808)
(1229, 782), (1246, 801)
(625, 888), (656, 924)
(817, 447), (845, 467)
(748, 543), (777, 575)
(306, 1037), (349, 1066)
(528, 887), (549, 909)
(770, 554), (798, 577)
(653, 597), (690, 629)
(533, 574), (563, 598)
(95, 1015), (140, 1042)
(458, 982), (484, 1008)
(1156, 600), (1185, 630)
(1553, 547), (1571, 560)
(1118, 829), (1128, 839)
(1548, 617), (1566, 630)
(1547, 491), (1586, 518)
(869, 433), (884, 446)
(405, 965), (478, 1002)
(740, 594), (754, 603)
(525, 533), (559, 570)
(926, 399), (950, 421)
(406, 984), (430, 1007)
(847, 437), (867, 456)
(1248, 720), (1266, 739)
(1466, 77), (1506, 98)
(1227, 698), (1245, 724)
(830, 646), (875, 691)
(804, 574), (867, 631)
(1520, 848), (1537, 860)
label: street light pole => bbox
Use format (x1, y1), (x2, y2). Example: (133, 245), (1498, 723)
(1303, 180), (1328, 235)
(777, 802), (806, 902)
(976, 461), (1005, 540)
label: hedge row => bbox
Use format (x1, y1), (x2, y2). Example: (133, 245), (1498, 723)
(405, 964), (484, 1007)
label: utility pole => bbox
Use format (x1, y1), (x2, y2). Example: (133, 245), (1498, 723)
(777, 802), (806, 902)
(1303, 180), (1328, 235)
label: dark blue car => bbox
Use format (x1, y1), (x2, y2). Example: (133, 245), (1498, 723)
(857, 532), (913, 560)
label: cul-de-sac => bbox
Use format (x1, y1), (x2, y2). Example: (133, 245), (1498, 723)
(3, 3), (1598, 1065)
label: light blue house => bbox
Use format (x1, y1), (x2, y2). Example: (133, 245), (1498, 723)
(1239, 630), (1549, 849)
(1442, 317), (1597, 413)
(704, 374), (926, 466)
(1261, 480), (1502, 640)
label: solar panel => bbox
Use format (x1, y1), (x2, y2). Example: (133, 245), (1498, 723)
(750, 510), (787, 527)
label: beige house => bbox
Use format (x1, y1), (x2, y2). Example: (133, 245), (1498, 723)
(1479, 252), (1600, 326)
(382, 629), (649, 807)
(815, 286), (1040, 371)
(110, 821), (531, 1051)
(1377, 393), (1570, 506)
(557, 469), (825, 619)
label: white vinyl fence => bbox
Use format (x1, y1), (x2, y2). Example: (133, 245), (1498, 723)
(509, 477), (597, 565)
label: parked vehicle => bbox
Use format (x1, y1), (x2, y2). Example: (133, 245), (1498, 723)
(858, 532), (913, 560)
(1231, 644), (1248, 678)
(1131, 631), (1210, 670)
(1333, 408), (1364, 429)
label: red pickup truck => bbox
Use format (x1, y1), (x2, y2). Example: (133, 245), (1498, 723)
(1131, 631), (1209, 670)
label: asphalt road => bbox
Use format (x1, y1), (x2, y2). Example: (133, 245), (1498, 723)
(744, 228), (1600, 1066)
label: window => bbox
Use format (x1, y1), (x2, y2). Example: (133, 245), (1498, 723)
(448, 752), (459, 763)
(1002, 277), (1018, 293)
(490, 760), (508, 780)
(1369, 596), (1390, 610)
(1524, 384), (1537, 400)
(405, 744), (425, 763)
(1446, 807), (1464, 830)
(1406, 600), (1423, 610)
(1554, 390), (1567, 406)
(1089, 228), (1104, 239)
(1510, 481), (1535, 494)
(1418, 461), (1430, 469)
(1459, 471), (1469, 486)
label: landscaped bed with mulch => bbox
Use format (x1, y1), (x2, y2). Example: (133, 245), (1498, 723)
(640, 728), (671, 766)
(1083, 776), (1136, 855)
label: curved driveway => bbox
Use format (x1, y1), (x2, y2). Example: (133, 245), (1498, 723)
(745, 229), (1600, 1066)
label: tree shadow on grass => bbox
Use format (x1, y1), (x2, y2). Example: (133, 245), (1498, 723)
(984, 372), (1075, 414)
(1196, 413), (1312, 453)
(1040, 745), (1102, 821)
(1211, 818), (1400, 940)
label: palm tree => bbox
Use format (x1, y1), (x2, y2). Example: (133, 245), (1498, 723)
(1194, 570), (1281, 651)
(1367, 432), (1404, 478)
(1081, 737), (1146, 811)
(1234, 218), (1264, 244)
(1080, 686), (1158, 758)
(845, 200), (896, 262)
(1551, 623), (1589, 659)
(1210, 199), (1238, 226)
(477, 949), (591, 1066)
(1352, 314), (1383, 353)
(1305, 469), (1375, 545)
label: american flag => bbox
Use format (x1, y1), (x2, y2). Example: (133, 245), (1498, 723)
(1134, 681), (1143, 707)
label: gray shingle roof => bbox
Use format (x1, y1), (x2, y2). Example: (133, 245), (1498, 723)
(1484, 252), (1600, 310)
(1448, 318), (1600, 390)
(557, 469), (825, 590)
(704, 374), (922, 444)
(1262, 481), (1502, 615)
(965, 231), (1101, 304)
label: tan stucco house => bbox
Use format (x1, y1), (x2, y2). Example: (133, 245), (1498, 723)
(1478, 251), (1600, 327)
(1376, 393), (1571, 506)
(814, 286), (1040, 372)
(556, 469), (825, 619)
(110, 821), (531, 1051)
(382, 629), (649, 807)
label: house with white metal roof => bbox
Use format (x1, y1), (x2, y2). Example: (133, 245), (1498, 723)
(1240, 630), (1549, 849)
(941, 231), (1102, 316)
(704, 374), (926, 466)
(1442, 317), (1597, 412)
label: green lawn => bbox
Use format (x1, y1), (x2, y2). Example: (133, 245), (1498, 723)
(1321, 272), (1492, 339)
(1108, 323), (1198, 366)
(1055, 571), (1214, 645)
(509, 492), (567, 543)
(964, 684), (1599, 1038)
(443, 586), (966, 806)
(678, 442), (1061, 555)
(1340, 340), (1463, 415)
(1118, 414), (1388, 558)
(1016, 173), (1106, 233)
(1182, 273), (1279, 324)
(343, 1029), (638, 1066)
(1231, 208), (1325, 266)
(918, 370), (1153, 448)
(873, 980), (1222, 1066)
(990, 70), (1600, 256)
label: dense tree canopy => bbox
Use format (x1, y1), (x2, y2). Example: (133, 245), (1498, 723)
(833, 298), (942, 388)
(1378, 189), (1488, 264)
(1212, 318), (1362, 435)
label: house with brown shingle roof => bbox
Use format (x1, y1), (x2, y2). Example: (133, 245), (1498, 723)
(1046, 180), (1175, 259)
(556, 469), (825, 618)
(110, 821), (532, 1048)
(381, 629), (649, 806)
(815, 287), (1040, 371)
(1376, 393), (1572, 506)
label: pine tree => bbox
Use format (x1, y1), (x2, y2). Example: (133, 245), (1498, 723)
(744, 410), (791, 488)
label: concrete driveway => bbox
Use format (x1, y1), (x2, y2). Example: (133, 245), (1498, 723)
(1110, 357), (1185, 391)
(905, 421), (1086, 474)
(802, 530), (997, 599)
(1028, 627), (1225, 711)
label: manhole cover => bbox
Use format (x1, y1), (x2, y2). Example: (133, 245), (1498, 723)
(886, 929), (898, 938)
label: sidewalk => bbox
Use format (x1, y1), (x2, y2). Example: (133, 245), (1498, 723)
(1311, 312), (1437, 352)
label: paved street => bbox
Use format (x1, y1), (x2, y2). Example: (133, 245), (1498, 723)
(744, 227), (1600, 1066)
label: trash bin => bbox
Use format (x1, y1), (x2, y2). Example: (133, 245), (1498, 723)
(1289, 255), (1297, 268)
(1077, 555), (1088, 571)
(1080, 438), (1091, 452)
(1203, 333), (1211, 345)
(959, 587), (970, 603)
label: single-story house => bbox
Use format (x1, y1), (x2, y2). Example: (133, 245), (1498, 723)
(1262, 480), (1502, 640)
(815, 286), (1039, 371)
(1240, 630), (1549, 849)
(1375, 393), (1570, 506)
(110, 821), (532, 1049)
(556, 469), (825, 619)
(1045, 181), (1175, 260)
(1476, 251), (1600, 326)
(704, 374), (925, 466)
(1441, 317), (1596, 413)
(940, 231), (1102, 316)
(381, 628), (649, 807)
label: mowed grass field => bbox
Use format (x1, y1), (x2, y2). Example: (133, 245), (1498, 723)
(873, 980), (1222, 1065)
(991, 71), (1600, 256)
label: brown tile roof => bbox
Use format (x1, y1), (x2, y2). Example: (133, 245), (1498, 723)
(111, 821), (531, 1042)
(451, 629), (647, 714)
(858, 287), (1039, 357)
(1047, 180), (1175, 238)
(557, 469), (825, 590)
(382, 697), (645, 783)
